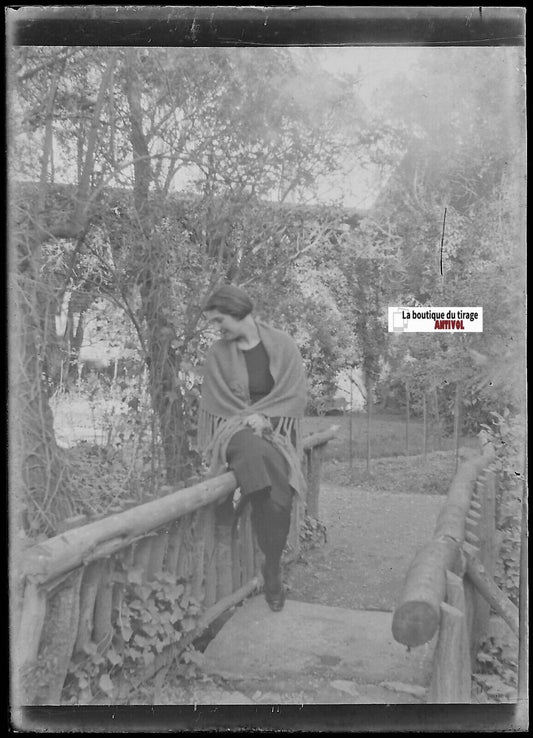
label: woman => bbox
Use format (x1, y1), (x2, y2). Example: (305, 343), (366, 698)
(198, 284), (307, 611)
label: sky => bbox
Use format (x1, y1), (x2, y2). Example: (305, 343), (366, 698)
(310, 46), (423, 210)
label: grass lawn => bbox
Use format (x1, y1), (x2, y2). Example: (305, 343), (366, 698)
(303, 410), (478, 496)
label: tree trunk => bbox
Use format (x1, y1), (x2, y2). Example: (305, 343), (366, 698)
(405, 378), (410, 456)
(453, 382), (462, 472)
(423, 392), (428, 460)
(366, 374), (372, 475)
(12, 229), (73, 538)
(124, 51), (192, 485)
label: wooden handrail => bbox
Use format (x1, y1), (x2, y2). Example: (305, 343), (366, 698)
(303, 425), (339, 450)
(14, 424), (338, 705)
(21, 426), (339, 586)
(392, 444), (495, 648)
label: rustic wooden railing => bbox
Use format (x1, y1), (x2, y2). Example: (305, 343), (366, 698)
(12, 425), (338, 705)
(392, 440), (519, 703)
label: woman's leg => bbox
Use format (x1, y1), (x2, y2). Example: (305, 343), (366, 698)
(249, 493), (291, 593)
(226, 429), (293, 609)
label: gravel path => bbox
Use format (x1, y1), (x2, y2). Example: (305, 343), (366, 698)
(286, 483), (445, 611)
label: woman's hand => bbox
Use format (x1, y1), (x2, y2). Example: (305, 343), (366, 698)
(244, 413), (270, 435)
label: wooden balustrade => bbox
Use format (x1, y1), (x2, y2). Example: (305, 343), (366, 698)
(13, 425), (337, 705)
(392, 440), (519, 703)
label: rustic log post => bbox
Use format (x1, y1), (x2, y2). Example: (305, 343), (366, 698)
(93, 559), (114, 653)
(444, 570), (471, 699)
(203, 505), (217, 608)
(252, 525), (263, 576)
(306, 444), (323, 519)
(191, 508), (207, 603)
(15, 579), (47, 700)
(133, 536), (154, 579)
(34, 569), (84, 704)
(146, 529), (168, 580)
(111, 544), (134, 632)
(165, 518), (185, 576)
(392, 538), (459, 647)
(231, 520), (243, 592)
(74, 560), (105, 654)
(463, 576), (479, 665)
(428, 602), (470, 703)
(215, 505), (233, 601)
(469, 475), (495, 651)
(285, 493), (301, 563)
(240, 505), (255, 584)
(463, 542), (519, 637)
(477, 472), (497, 576)
(176, 515), (194, 581)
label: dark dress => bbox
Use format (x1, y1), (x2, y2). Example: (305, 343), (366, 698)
(224, 341), (293, 591)
(225, 342), (293, 510)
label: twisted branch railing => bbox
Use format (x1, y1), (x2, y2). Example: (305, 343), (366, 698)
(392, 439), (519, 703)
(12, 425), (338, 705)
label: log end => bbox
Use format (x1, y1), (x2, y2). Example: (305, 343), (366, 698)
(392, 600), (441, 648)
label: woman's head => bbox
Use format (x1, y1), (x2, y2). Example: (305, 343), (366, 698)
(204, 285), (254, 320)
(204, 285), (254, 341)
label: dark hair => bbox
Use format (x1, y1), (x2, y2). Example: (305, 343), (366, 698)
(204, 285), (254, 320)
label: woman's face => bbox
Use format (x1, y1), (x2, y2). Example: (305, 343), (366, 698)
(204, 309), (245, 341)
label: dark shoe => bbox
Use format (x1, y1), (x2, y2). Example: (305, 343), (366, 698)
(265, 585), (286, 612)
(261, 564), (285, 612)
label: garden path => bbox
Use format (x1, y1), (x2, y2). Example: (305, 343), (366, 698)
(166, 482), (445, 705)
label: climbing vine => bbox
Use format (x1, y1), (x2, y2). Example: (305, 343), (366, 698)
(63, 567), (202, 704)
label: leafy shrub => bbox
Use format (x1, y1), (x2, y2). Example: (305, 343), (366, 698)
(63, 567), (202, 705)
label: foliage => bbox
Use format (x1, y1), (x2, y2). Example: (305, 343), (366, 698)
(481, 410), (525, 607)
(360, 47), (525, 437)
(473, 634), (518, 703)
(298, 515), (327, 554)
(63, 568), (202, 705)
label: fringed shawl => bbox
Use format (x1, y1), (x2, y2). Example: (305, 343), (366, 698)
(198, 320), (308, 494)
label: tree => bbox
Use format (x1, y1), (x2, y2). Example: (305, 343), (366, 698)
(365, 46), (525, 433)
(11, 44), (374, 510)
(10, 48), (119, 535)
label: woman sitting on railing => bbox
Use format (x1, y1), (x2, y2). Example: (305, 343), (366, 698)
(198, 284), (307, 612)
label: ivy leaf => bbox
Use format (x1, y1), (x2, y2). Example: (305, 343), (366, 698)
(169, 607), (183, 624)
(185, 649), (204, 666)
(121, 624), (133, 642)
(143, 651), (155, 666)
(134, 634), (149, 648)
(181, 617), (197, 632)
(137, 585), (152, 602)
(80, 686), (93, 703)
(127, 568), (143, 585)
(143, 623), (158, 637)
(98, 673), (115, 696)
(106, 648), (122, 666)
(83, 641), (98, 656)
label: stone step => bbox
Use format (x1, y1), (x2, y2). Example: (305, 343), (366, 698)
(201, 595), (436, 702)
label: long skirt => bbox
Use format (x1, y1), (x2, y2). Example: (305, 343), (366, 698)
(225, 428), (292, 588)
